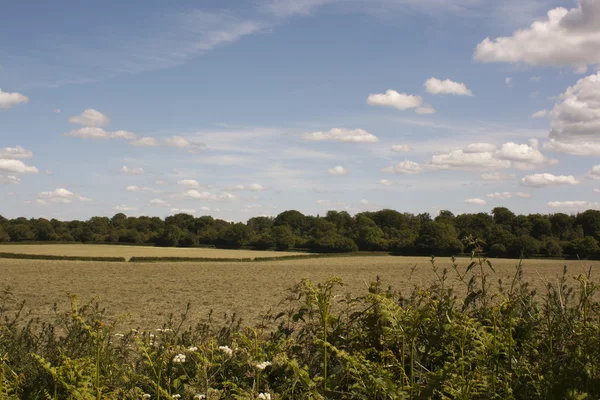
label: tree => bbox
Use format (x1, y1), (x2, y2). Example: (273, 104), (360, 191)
(221, 223), (252, 248)
(272, 226), (296, 250)
(567, 237), (599, 258)
(543, 237), (563, 257)
(8, 224), (32, 242)
(550, 213), (575, 240)
(415, 221), (463, 256)
(575, 210), (600, 240)
(489, 244), (507, 258)
(0, 225), (10, 242)
(34, 219), (57, 241)
(273, 210), (307, 236)
(354, 215), (386, 251)
(527, 214), (552, 240)
(510, 235), (541, 258)
(156, 225), (183, 247)
(110, 213), (128, 229)
(492, 207), (515, 226)
(247, 216), (273, 235)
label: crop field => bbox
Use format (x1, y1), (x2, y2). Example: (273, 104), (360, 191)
(1, 254), (595, 329)
(0, 243), (306, 261)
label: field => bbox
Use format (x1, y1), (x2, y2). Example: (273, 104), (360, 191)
(1, 253), (595, 329)
(0, 243), (306, 261)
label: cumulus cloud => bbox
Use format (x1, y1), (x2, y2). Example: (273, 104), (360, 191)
(544, 73), (600, 152)
(544, 139), (600, 156)
(465, 198), (487, 206)
(37, 188), (90, 204)
(177, 190), (236, 201)
(328, 166), (348, 175)
(515, 192), (531, 198)
(532, 110), (548, 119)
(383, 160), (422, 175)
(68, 109), (109, 127)
(547, 200), (597, 209)
(0, 159), (39, 174)
(415, 105), (436, 115)
(0, 175), (20, 185)
(521, 173), (580, 187)
(113, 205), (137, 212)
(379, 179), (394, 186)
(130, 137), (160, 147)
(391, 144), (412, 153)
(486, 192), (513, 199)
(171, 208), (196, 214)
(0, 89), (29, 109)
(150, 199), (169, 206)
(227, 183), (269, 191)
(474, 0), (600, 70)
(126, 185), (139, 192)
(463, 143), (496, 153)
(164, 135), (206, 152)
(588, 165), (600, 179)
(496, 142), (552, 169)
(120, 165), (144, 175)
(177, 179), (203, 188)
(302, 128), (379, 143)
(0, 146), (33, 159)
(424, 78), (472, 96)
(367, 90), (423, 111)
(480, 172), (517, 181)
(66, 127), (136, 140)
(431, 150), (510, 170)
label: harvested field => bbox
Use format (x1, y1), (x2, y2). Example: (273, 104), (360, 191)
(1, 255), (596, 330)
(0, 243), (306, 261)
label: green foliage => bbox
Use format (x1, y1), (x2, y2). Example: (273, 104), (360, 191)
(0, 252), (126, 262)
(2, 258), (600, 399)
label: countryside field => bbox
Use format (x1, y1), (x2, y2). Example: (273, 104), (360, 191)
(0, 243), (306, 261)
(1, 249), (595, 329)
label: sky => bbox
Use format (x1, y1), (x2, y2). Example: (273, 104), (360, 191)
(1, 0), (600, 221)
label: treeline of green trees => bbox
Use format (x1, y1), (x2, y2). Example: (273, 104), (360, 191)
(1, 208), (600, 258)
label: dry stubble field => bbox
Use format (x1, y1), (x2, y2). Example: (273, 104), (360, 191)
(2, 250), (598, 331)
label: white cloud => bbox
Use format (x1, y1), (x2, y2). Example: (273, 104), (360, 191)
(594, 188), (600, 193)
(487, 192), (513, 199)
(521, 173), (581, 187)
(588, 165), (600, 179)
(505, 77), (512, 85)
(328, 166), (348, 175)
(532, 110), (548, 119)
(113, 205), (137, 212)
(37, 188), (90, 204)
(465, 198), (487, 206)
(0, 146), (33, 159)
(130, 137), (161, 147)
(66, 127), (136, 140)
(68, 109), (109, 127)
(126, 185), (139, 192)
(177, 190), (236, 201)
(546, 72), (600, 147)
(495, 142), (550, 168)
(359, 199), (369, 205)
(391, 144), (412, 153)
(415, 105), (436, 115)
(379, 179), (394, 186)
(474, 1), (600, 70)
(431, 150), (510, 170)
(177, 179), (203, 188)
(227, 183), (269, 191)
(424, 77), (472, 96)
(302, 128), (379, 143)
(367, 89), (423, 111)
(463, 143), (496, 153)
(383, 160), (422, 175)
(199, 206), (211, 212)
(0, 159), (39, 174)
(0, 89), (29, 109)
(480, 172), (516, 181)
(121, 165), (144, 175)
(54, 108), (61, 113)
(515, 192), (531, 198)
(164, 135), (206, 152)
(0, 175), (20, 185)
(150, 199), (169, 206)
(544, 139), (600, 156)
(547, 200), (597, 209)
(171, 208), (196, 214)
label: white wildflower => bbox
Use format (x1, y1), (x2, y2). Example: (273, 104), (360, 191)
(258, 393), (271, 400)
(188, 346), (198, 352)
(218, 346), (233, 356)
(194, 395), (206, 399)
(142, 394), (151, 399)
(172, 354), (186, 363)
(114, 333), (124, 338)
(255, 361), (272, 371)
(172, 395), (181, 399)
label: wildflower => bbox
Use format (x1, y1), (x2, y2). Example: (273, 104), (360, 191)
(172, 354), (186, 363)
(142, 394), (151, 399)
(218, 345), (233, 356)
(194, 395), (206, 399)
(255, 361), (272, 370)
(172, 395), (181, 399)
(258, 393), (271, 400)
(188, 346), (198, 352)
(114, 333), (124, 338)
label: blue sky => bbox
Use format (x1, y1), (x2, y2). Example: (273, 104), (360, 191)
(2, 0), (600, 221)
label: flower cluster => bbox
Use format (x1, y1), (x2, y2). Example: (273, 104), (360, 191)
(255, 361), (272, 371)
(188, 346), (198, 352)
(258, 393), (271, 400)
(194, 395), (206, 399)
(172, 353), (186, 363)
(218, 345), (233, 356)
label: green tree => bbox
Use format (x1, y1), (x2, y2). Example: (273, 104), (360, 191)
(415, 221), (463, 256)
(354, 215), (386, 251)
(221, 223), (252, 248)
(0, 225), (10, 242)
(510, 235), (541, 257)
(272, 225), (296, 250)
(8, 224), (32, 242)
(156, 225), (183, 247)
(543, 237), (563, 257)
(34, 219), (57, 241)
(567, 236), (599, 258)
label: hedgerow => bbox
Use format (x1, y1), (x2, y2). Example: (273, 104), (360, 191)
(0, 252), (126, 262)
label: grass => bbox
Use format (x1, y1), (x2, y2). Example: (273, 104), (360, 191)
(0, 244), (306, 261)
(0, 255), (594, 329)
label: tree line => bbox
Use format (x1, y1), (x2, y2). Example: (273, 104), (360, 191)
(1, 208), (600, 258)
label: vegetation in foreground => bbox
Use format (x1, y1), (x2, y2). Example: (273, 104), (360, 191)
(2, 247), (600, 399)
(2, 207), (600, 258)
